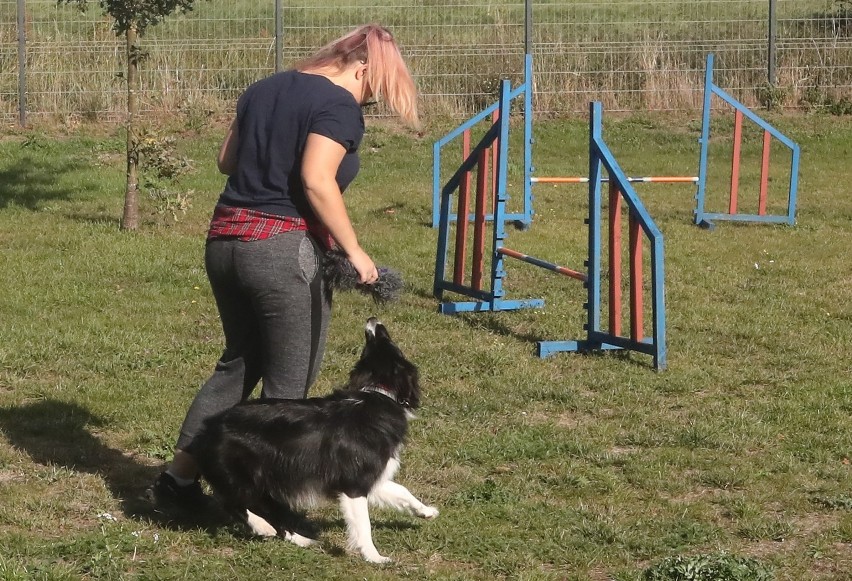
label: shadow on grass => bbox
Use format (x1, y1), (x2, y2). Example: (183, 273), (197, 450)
(459, 311), (549, 346)
(421, 288), (654, 369)
(459, 312), (647, 367)
(0, 153), (79, 210)
(0, 398), (227, 533)
(63, 211), (123, 227)
(0, 398), (427, 542)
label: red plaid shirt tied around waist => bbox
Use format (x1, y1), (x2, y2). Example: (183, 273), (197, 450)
(207, 205), (335, 251)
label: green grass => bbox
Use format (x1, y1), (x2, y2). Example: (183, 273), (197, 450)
(0, 111), (851, 580)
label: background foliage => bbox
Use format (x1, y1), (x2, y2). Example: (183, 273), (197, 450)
(1, 0), (851, 123)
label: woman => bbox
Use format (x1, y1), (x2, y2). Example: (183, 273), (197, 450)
(150, 24), (419, 508)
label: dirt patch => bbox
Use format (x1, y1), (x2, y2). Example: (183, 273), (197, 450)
(0, 468), (25, 484)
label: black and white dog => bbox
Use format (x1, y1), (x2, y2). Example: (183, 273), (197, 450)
(188, 317), (438, 563)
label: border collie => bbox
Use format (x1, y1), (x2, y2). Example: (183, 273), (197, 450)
(187, 317), (438, 563)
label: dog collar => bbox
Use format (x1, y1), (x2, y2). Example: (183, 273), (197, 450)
(360, 385), (406, 405)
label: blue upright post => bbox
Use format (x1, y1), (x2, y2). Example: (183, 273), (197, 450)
(587, 102), (604, 337)
(787, 145), (800, 226)
(491, 80), (513, 306)
(432, 140), (442, 230)
(695, 53), (714, 228)
(489, 79), (545, 312)
(522, 53), (535, 228)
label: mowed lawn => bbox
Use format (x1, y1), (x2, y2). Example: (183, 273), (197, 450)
(0, 110), (850, 580)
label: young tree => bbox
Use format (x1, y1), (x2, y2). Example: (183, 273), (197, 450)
(59, 0), (198, 230)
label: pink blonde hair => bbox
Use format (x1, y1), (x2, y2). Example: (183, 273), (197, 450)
(296, 24), (420, 129)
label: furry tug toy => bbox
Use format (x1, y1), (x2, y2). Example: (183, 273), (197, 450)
(323, 249), (404, 303)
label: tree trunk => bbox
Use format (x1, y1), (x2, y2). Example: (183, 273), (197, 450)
(121, 24), (140, 230)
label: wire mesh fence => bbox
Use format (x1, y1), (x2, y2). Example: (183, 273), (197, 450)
(1, 1), (850, 125)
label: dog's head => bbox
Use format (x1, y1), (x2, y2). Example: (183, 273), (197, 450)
(347, 317), (421, 409)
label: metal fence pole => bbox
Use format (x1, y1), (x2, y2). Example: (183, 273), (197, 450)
(524, 0), (532, 56)
(768, 0), (777, 85)
(275, 0), (283, 72)
(17, 0), (26, 127)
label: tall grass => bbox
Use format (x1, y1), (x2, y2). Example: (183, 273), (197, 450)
(1, 0), (850, 123)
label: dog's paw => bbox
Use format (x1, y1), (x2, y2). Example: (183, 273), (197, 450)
(246, 510), (277, 537)
(362, 551), (392, 564)
(284, 531), (317, 548)
(417, 505), (439, 520)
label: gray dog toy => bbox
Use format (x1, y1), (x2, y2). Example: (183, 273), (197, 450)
(323, 249), (404, 303)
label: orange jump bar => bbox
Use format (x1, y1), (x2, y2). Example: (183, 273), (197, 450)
(498, 247), (587, 282)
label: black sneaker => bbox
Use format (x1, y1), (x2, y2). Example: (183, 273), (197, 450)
(147, 471), (210, 511)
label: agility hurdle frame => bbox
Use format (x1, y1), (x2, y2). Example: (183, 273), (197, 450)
(433, 92), (667, 369)
(695, 53), (801, 228)
(433, 80), (546, 314)
(536, 102), (666, 369)
(431, 54), (534, 230)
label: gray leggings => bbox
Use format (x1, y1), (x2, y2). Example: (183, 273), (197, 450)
(176, 230), (331, 450)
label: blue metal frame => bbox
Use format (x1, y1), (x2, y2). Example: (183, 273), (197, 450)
(434, 80), (545, 315)
(431, 54), (535, 229)
(537, 103), (667, 370)
(695, 53), (801, 228)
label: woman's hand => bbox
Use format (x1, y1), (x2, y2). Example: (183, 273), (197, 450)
(347, 247), (379, 285)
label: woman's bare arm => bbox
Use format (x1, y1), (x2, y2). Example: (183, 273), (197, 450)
(302, 133), (377, 284)
(217, 118), (239, 175)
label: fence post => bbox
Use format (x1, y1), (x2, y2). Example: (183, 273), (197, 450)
(274, 0), (283, 72)
(768, 0), (777, 86)
(17, 0), (26, 127)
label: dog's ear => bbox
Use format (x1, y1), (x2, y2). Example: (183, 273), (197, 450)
(374, 322), (391, 341)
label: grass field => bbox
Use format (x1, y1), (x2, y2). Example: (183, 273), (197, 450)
(0, 109), (850, 580)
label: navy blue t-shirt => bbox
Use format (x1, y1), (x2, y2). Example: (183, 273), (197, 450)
(217, 70), (365, 219)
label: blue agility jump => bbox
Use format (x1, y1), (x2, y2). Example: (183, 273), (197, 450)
(433, 80), (545, 314)
(537, 102), (666, 369)
(432, 88), (667, 369)
(695, 53), (801, 228)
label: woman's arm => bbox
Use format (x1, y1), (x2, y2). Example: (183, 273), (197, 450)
(302, 132), (377, 284)
(217, 118), (239, 175)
